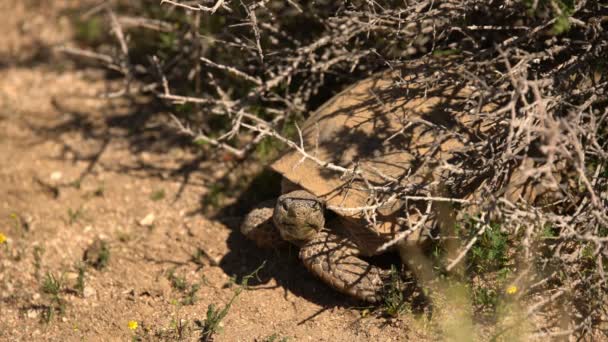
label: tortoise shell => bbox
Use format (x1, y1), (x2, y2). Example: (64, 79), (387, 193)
(270, 57), (542, 253)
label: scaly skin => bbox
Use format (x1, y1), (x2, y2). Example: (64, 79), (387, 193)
(299, 230), (388, 303)
(240, 199), (285, 248)
(241, 189), (389, 302)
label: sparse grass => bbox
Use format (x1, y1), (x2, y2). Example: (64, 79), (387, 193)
(9, 212), (29, 233)
(95, 245), (110, 270)
(201, 274), (210, 286)
(40, 272), (67, 323)
(197, 262), (265, 341)
(167, 268), (201, 305)
(463, 221), (510, 274)
(33, 246), (45, 280)
(74, 16), (105, 46)
(382, 265), (409, 317)
(150, 189), (166, 201)
(203, 183), (226, 209)
(181, 283), (201, 306)
(74, 262), (86, 297)
(191, 248), (205, 268)
(473, 286), (499, 311)
(41, 272), (63, 296)
(239, 261), (266, 290)
(154, 318), (192, 340)
(197, 291), (239, 342)
(167, 268), (188, 292)
(66, 207), (84, 225)
(255, 136), (283, 161)
(84, 240), (110, 270)
(70, 180), (82, 189)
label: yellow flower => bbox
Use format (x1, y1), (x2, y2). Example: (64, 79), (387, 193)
(128, 320), (138, 330)
(506, 285), (518, 295)
(0, 233), (7, 244)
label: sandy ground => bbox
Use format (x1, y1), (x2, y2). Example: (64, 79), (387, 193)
(0, 2), (428, 341)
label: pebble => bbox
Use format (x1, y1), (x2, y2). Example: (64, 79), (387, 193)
(83, 286), (97, 298)
(50, 171), (62, 181)
(139, 213), (155, 227)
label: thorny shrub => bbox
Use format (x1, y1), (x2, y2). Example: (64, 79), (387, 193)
(63, 0), (607, 338)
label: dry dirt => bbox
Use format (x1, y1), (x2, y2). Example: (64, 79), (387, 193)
(0, 2), (430, 341)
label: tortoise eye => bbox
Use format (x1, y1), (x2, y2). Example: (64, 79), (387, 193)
(281, 199), (290, 211)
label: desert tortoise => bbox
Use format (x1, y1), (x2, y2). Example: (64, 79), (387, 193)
(241, 57), (549, 302)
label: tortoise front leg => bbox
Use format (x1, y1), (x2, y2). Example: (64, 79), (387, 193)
(241, 199), (285, 248)
(299, 230), (389, 303)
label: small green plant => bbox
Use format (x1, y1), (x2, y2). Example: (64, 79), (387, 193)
(240, 261), (266, 289)
(224, 262), (266, 289)
(541, 223), (558, 238)
(84, 240), (110, 270)
(96, 244), (110, 270)
(150, 189), (166, 201)
(523, 0), (575, 35)
(70, 180), (82, 189)
(196, 262), (265, 341)
(167, 268), (202, 305)
(41, 272), (63, 296)
(551, 0), (575, 35)
(40, 306), (55, 324)
(191, 248), (206, 268)
(67, 207), (84, 225)
(10, 213), (29, 232)
(197, 291), (240, 342)
(40, 272), (67, 323)
(167, 269), (188, 292)
(74, 262), (86, 297)
(581, 243), (595, 260)
(162, 318), (191, 340)
(201, 274), (210, 286)
(382, 265), (409, 317)
(203, 183), (226, 209)
(181, 283), (201, 306)
(466, 222), (510, 274)
(33, 246), (45, 280)
(255, 136), (283, 161)
(74, 16), (105, 46)
(473, 286), (499, 310)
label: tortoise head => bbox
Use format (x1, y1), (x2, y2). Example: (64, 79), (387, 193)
(273, 190), (325, 243)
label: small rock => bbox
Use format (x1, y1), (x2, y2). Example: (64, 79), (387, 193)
(82, 286), (97, 298)
(27, 310), (39, 319)
(32, 293), (41, 301)
(65, 272), (79, 281)
(139, 213), (155, 227)
(50, 171), (62, 181)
